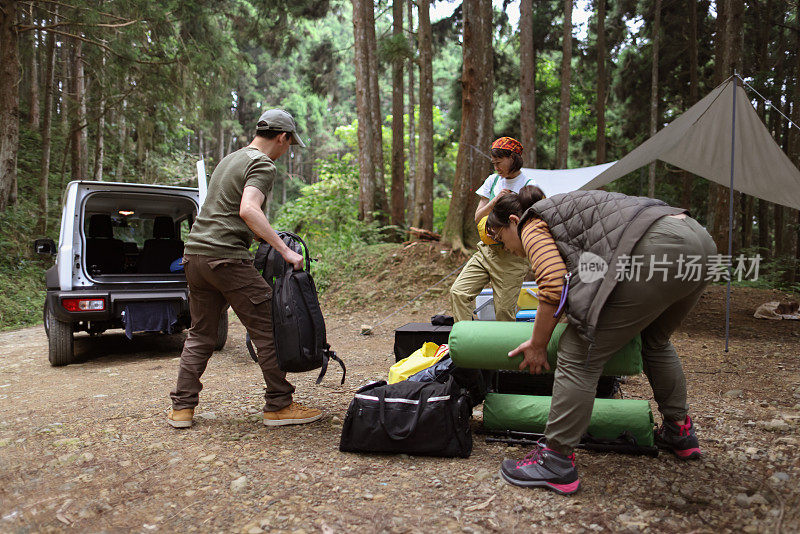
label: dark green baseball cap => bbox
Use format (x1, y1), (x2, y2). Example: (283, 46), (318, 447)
(255, 109), (306, 147)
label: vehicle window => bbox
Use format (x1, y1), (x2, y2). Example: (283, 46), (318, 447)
(83, 216), (158, 248)
(113, 217), (151, 247)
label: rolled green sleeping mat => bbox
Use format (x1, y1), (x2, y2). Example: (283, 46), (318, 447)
(449, 322), (642, 376)
(483, 393), (655, 447)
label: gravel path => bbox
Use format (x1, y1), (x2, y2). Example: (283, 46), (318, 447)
(1, 285), (798, 533)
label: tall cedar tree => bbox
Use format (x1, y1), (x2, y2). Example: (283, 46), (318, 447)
(353, 0), (384, 223)
(68, 36), (88, 181)
(519, 0), (537, 167)
(365, 0), (389, 223)
(556, 0), (573, 168)
(647, 0), (661, 198)
(407, 0), (416, 218)
(38, 10), (57, 234)
(681, 0), (699, 208)
(0, 0), (19, 211)
(441, 0), (493, 253)
(793, 1), (800, 279)
(595, 0), (606, 164)
(708, 0), (742, 252)
(391, 0), (405, 226)
(26, 4), (39, 129)
(413, 0), (434, 230)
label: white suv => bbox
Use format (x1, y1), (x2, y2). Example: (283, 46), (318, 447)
(35, 180), (227, 365)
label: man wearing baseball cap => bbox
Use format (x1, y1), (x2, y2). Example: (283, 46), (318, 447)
(168, 109), (323, 429)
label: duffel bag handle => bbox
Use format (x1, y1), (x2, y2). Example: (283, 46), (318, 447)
(376, 387), (431, 441)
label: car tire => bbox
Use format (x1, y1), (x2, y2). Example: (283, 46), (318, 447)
(45, 304), (75, 366)
(215, 311), (228, 351)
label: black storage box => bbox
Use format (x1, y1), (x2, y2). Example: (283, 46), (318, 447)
(493, 371), (619, 399)
(393, 323), (452, 362)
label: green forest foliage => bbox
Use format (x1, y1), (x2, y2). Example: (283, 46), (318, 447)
(3, 0), (799, 329)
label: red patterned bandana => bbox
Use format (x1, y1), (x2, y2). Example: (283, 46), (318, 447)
(491, 137), (523, 155)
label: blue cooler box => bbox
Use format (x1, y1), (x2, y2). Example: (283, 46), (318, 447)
(515, 309), (537, 322)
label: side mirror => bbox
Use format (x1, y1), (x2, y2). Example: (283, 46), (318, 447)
(34, 238), (57, 256)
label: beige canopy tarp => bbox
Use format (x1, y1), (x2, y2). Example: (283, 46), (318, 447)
(584, 76), (800, 211)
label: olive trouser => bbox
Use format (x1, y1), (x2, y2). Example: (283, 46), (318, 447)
(546, 216), (717, 455)
(450, 242), (529, 322)
(170, 254), (294, 412)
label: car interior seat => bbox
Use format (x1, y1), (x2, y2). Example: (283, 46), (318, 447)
(138, 216), (185, 273)
(85, 214), (125, 274)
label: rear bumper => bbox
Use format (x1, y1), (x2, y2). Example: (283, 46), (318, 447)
(47, 289), (190, 323)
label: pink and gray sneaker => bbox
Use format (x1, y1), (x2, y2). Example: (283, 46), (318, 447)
(500, 440), (580, 495)
(655, 415), (702, 459)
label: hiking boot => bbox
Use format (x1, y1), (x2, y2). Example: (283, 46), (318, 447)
(655, 415), (702, 459)
(263, 402), (323, 427)
(167, 408), (194, 428)
(500, 440), (580, 495)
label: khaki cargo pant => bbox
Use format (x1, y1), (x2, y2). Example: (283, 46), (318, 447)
(170, 254), (294, 412)
(450, 242), (529, 322)
(545, 216), (717, 455)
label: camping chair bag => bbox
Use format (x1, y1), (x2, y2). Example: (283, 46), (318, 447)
(482, 393), (655, 447)
(339, 376), (472, 458)
(449, 322), (643, 376)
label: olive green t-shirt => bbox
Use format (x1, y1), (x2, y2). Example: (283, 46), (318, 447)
(184, 147), (275, 259)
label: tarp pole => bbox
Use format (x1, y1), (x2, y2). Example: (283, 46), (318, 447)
(725, 76), (738, 352)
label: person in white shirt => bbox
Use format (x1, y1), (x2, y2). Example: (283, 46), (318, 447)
(449, 137), (542, 322)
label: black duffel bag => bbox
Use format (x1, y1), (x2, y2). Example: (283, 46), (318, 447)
(339, 375), (472, 458)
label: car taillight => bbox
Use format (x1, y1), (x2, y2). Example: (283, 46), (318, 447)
(62, 298), (105, 312)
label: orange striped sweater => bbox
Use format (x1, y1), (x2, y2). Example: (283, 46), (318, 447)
(520, 218), (568, 305)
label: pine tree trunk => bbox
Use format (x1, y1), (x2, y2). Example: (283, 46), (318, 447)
(407, 0), (416, 221)
(69, 36), (88, 180)
(60, 40), (69, 136)
(28, 4), (40, 129)
(93, 51), (106, 181)
(0, 0), (20, 211)
(681, 0), (699, 208)
(758, 199), (770, 258)
(741, 195), (753, 249)
(390, 0), (405, 227)
(519, 0), (536, 167)
(775, 204), (784, 258)
(753, 0), (772, 257)
(413, 0), (434, 230)
(365, 0), (389, 224)
(441, 0), (493, 253)
(116, 99), (127, 180)
(353, 0), (378, 222)
(709, 0), (742, 251)
(38, 18), (57, 234)
(556, 0), (572, 168)
(595, 0), (606, 164)
(788, 1), (800, 282)
(647, 0), (661, 198)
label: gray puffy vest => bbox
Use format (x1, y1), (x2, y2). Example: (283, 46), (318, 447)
(518, 190), (685, 343)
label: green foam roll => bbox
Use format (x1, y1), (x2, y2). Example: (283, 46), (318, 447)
(448, 322), (642, 376)
(482, 393), (655, 447)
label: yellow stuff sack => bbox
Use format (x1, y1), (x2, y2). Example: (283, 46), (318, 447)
(517, 286), (539, 310)
(477, 216), (498, 246)
(388, 342), (449, 384)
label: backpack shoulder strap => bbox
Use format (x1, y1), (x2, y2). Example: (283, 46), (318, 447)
(487, 174), (500, 200)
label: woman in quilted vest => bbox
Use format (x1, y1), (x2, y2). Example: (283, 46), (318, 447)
(449, 137), (543, 323)
(486, 189), (717, 495)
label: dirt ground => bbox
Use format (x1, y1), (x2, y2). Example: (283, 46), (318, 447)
(1, 246), (799, 532)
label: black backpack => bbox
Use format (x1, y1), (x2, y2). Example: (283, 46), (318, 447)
(245, 232), (345, 384)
